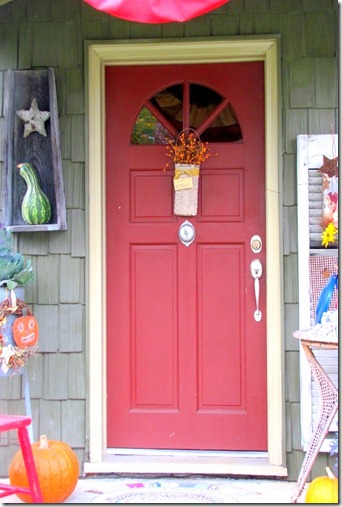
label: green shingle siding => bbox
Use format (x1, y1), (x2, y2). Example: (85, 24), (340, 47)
(315, 58), (338, 108)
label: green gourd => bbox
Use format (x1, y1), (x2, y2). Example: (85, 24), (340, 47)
(17, 163), (52, 225)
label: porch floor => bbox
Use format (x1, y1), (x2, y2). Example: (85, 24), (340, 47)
(1, 475), (307, 503)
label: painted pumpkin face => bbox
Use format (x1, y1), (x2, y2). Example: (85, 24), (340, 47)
(13, 316), (39, 348)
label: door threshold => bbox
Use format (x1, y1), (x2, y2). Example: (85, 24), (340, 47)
(83, 450), (288, 478)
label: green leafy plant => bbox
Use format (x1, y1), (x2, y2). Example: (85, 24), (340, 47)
(0, 224), (34, 290)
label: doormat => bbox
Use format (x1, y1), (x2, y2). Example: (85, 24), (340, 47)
(88, 480), (238, 503)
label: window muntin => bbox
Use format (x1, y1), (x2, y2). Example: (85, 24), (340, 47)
(131, 82), (242, 145)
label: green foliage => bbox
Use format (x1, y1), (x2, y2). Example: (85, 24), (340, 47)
(131, 107), (158, 145)
(0, 225), (34, 289)
(131, 106), (170, 145)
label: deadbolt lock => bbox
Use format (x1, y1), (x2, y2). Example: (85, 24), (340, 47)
(250, 235), (262, 254)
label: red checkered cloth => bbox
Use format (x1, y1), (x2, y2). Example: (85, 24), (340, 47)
(309, 255), (338, 325)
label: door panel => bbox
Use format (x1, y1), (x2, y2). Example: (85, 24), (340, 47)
(200, 168), (243, 220)
(105, 62), (267, 450)
(198, 244), (243, 409)
(131, 244), (178, 409)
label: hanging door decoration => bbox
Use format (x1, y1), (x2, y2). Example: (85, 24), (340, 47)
(173, 163), (200, 216)
(164, 129), (214, 216)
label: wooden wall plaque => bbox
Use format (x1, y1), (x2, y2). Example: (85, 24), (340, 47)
(3, 68), (67, 231)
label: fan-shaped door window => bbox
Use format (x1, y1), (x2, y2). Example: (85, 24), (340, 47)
(131, 82), (242, 145)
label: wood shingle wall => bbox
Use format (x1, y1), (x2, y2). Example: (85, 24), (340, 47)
(0, 0), (338, 479)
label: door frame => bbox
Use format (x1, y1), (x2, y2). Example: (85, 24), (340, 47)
(85, 36), (285, 470)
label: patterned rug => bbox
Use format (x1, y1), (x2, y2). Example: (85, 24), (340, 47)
(88, 480), (239, 503)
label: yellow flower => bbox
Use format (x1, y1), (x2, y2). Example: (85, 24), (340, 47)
(322, 222), (338, 248)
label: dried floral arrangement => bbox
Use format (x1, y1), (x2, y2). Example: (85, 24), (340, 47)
(164, 130), (213, 170)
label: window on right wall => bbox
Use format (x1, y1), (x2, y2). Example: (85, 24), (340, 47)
(296, 134), (338, 452)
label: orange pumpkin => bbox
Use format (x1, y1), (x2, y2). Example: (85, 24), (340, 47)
(305, 467), (338, 504)
(12, 315), (39, 348)
(9, 434), (79, 503)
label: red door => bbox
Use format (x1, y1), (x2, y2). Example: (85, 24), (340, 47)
(105, 62), (267, 450)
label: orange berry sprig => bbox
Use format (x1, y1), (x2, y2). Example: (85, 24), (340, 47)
(164, 132), (213, 170)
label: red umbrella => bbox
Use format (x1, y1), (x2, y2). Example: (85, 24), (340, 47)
(84, 0), (229, 23)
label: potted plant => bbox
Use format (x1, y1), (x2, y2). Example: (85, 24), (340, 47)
(164, 129), (214, 216)
(0, 224), (36, 376)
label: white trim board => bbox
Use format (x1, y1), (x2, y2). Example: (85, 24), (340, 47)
(84, 452), (287, 477)
(85, 36), (286, 475)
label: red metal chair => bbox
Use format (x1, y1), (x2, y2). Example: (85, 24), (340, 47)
(0, 414), (42, 503)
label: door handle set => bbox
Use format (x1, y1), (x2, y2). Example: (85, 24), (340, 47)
(250, 235), (263, 322)
(250, 259), (263, 322)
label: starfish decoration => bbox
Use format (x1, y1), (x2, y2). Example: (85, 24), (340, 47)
(16, 98), (50, 138)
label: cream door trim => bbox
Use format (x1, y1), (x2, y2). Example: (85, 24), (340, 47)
(86, 37), (284, 469)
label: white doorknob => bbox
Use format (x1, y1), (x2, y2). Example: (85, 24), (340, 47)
(178, 220), (196, 247)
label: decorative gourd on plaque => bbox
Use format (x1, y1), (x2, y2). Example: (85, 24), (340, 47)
(17, 163), (52, 225)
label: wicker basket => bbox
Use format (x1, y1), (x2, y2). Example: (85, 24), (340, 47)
(173, 163), (200, 216)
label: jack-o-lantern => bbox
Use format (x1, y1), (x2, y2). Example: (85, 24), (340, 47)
(13, 315), (39, 348)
